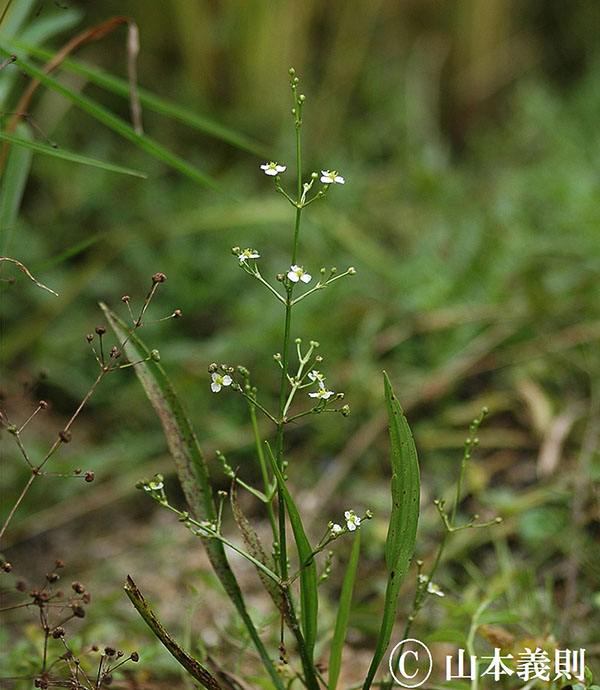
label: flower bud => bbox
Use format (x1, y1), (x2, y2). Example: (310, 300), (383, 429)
(150, 349), (160, 362)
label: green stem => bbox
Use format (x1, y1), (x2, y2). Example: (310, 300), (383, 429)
(164, 503), (281, 584)
(248, 400), (279, 546)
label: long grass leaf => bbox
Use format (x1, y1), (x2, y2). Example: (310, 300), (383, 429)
(101, 304), (285, 690)
(266, 447), (318, 661)
(362, 372), (420, 690)
(3, 38), (268, 157)
(0, 123), (32, 254)
(124, 576), (223, 690)
(0, 48), (223, 192)
(329, 530), (361, 690)
(0, 132), (147, 177)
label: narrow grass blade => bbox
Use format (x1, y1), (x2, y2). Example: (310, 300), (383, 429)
(266, 446), (318, 661)
(3, 39), (267, 157)
(362, 372), (420, 690)
(0, 48), (222, 192)
(230, 477), (283, 610)
(0, 132), (147, 177)
(101, 304), (285, 690)
(124, 576), (223, 690)
(0, 123), (32, 254)
(329, 530), (361, 690)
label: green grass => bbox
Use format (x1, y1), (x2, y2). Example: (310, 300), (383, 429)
(2, 2), (599, 686)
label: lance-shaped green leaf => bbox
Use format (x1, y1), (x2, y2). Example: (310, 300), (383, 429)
(329, 529), (361, 690)
(124, 575), (222, 690)
(101, 304), (285, 690)
(362, 372), (420, 690)
(266, 444), (318, 663)
(0, 132), (147, 177)
(0, 49), (222, 192)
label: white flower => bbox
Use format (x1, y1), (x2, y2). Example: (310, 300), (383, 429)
(309, 387), (334, 400)
(320, 170), (345, 185)
(308, 370), (325, 383)
(261, 161), (286, 176)
(427, 582), (445, 597)
(344, 510), (361, 531)
(418, 574), (444, 597)
(211, 372), (233, 393)
(287, 265), (312, 283)
(331, 523), (343, 536)
(238, 248), (260, 263)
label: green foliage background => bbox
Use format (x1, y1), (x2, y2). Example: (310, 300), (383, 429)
(1, 0), (599, 686)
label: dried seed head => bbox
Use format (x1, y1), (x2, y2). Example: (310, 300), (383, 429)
(116, 650), (124, 658)
(121, 295), (130, 303)
(152, 272), (166, 283)
(84, 471), (95, 483)
(82, 591), (91, 604)
(86, 333), (94, 343)
(110, 347), (121, 359)
(74, 468), (81, 475)
(130, 651), (139, 662)
(55, 559), (65, 569)
(46, 572), (59, 583)
(1, 561), (12, 572)
(172, 309), (182, 318)
(103, 674), (113, 686)
(58, 430), (72, 443)
(72, 601), (85, 618)
(104, 646), (116, 657)
(39, 400), (48, 409)
(95, 326), (106, 335)
(52, 626), (66, 639)
(72, 581), (85, 593)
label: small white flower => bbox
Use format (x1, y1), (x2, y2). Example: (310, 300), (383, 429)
(238, 248), (260, 263)
(427, 582), (445, 597)
(344, 510), (361, 531)
(418, 574), (444, 597)
(320, 170), (345, 185)
(331, 523), (343, 536)
(308, 370), (325, 383)
(261, 161), (286, 176)
(211, 372), (233, 393)
(309, 387), (334, 400)
(287, 265), (312, 283)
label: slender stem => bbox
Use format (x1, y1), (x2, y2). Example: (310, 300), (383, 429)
(164, 503), (282, 584)
(248, 400), (279, 545)
(0, 473), (36, 541)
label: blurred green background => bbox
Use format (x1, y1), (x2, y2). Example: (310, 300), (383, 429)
(1, 0), (599, 685)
